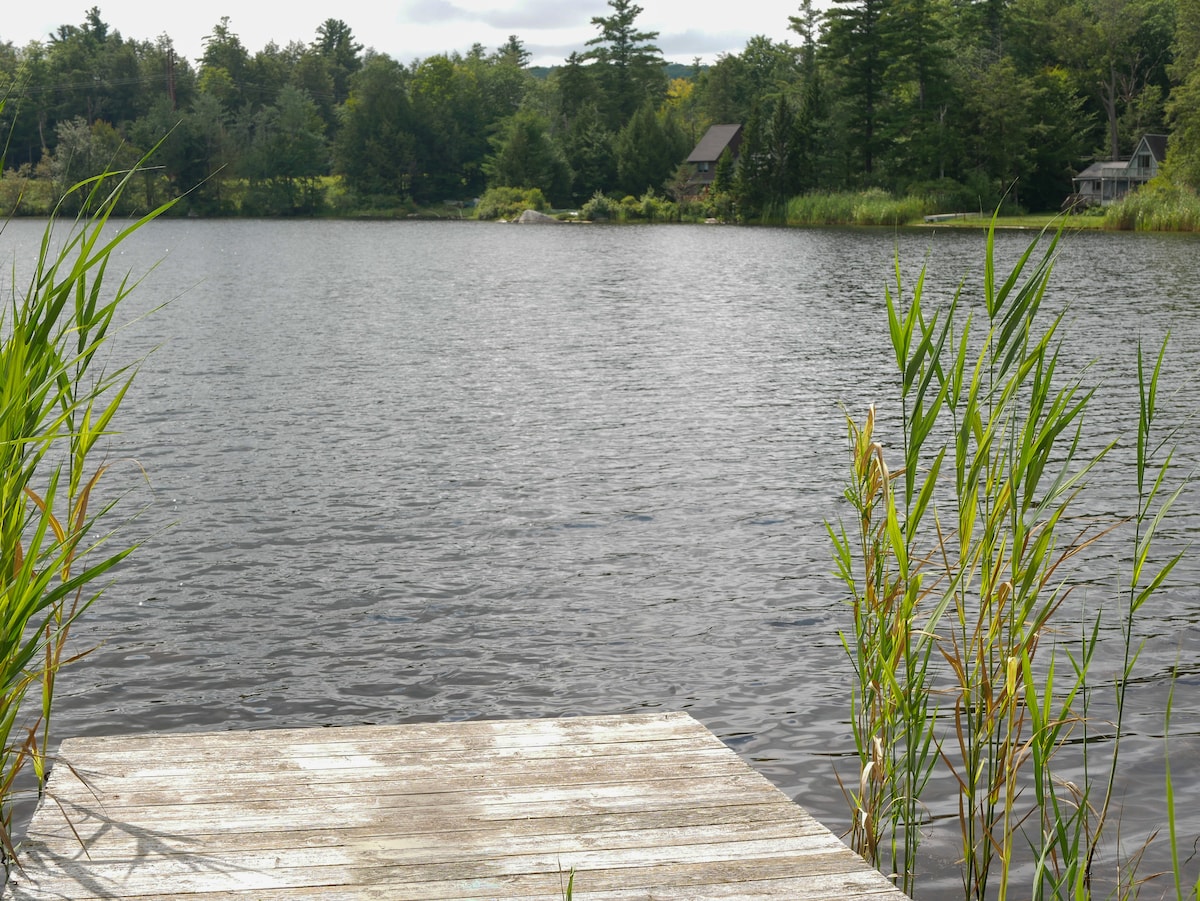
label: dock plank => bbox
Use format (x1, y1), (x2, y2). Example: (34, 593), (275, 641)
(5, 712), (909, 899)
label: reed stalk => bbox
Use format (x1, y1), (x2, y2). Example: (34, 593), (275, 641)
(0, 110), (172, 864)
(831, 215), (1185, 898)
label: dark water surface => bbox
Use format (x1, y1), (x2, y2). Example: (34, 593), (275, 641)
(6, 219), (1200, 895)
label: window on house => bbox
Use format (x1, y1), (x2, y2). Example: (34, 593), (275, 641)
(698, 162), (709, 172)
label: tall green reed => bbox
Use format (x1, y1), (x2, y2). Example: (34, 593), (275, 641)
(0, 119), (172, 862)
(831, 216), (1185, 899)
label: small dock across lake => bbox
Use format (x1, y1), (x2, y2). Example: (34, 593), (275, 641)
(6, 711), (909, 899)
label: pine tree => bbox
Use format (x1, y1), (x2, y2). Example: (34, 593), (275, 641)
(822, 0), (890, 178)
(584, 0), (668, 129)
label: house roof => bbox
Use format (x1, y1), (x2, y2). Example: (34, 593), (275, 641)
(1074, 161), (1128, 180)
(1073, 134), (1170, 183)
(1139, 134), (1168, 161)
(687, 124), (742, 164)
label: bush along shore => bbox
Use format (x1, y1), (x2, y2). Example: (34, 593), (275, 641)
(829, 216), (1192, 898)
(9, 164), (1200, 232)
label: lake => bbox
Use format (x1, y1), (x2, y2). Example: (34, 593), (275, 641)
(5, 218), (1200, 896)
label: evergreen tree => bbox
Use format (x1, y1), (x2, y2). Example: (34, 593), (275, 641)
(764, 96), (801, 206)
(711, 147), (735, 195)
(182, 91), (235, 213)
(560, 102), (618, 202)
(476, 38), (533, 123)
(584, 0), (668, 129)
(409, 54), (486, 201)
(822, 0), (890, 178)
(43, 9), (142, 129)
(734, 101), (772, 218)
(333, 53), (418, 202)
(313, 18), (362, 105)
(883, 0), (955, 182)
(242, 85), (327, 214)
(614, 100), (688, 196)
(697, 54), (750, 125)
(483, 109), (572, 204)
(198, 18), (251, 112)
(495, 35), (531, 68)
(790, 0), (830, 192)
(555, 52), (597, 125)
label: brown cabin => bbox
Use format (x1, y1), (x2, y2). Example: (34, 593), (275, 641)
(685, 124), (743, 196)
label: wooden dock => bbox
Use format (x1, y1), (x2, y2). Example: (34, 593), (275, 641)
(5, 711), (909, 899)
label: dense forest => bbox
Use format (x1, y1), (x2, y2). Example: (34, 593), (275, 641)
(0, 0), (1195, 217)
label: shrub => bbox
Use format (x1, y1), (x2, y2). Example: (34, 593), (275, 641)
(1104, 178), (1200, 231)
(580, 191), (618, 221)
(475, 186), (549, 221)
(0, 166), (53, 216)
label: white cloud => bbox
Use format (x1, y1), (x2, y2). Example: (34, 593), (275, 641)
(4, 0), (810, 69)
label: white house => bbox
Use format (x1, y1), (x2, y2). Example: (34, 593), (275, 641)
(1070, 134), (1167, 207)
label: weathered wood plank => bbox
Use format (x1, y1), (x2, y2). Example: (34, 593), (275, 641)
(5, 712), (909, 900)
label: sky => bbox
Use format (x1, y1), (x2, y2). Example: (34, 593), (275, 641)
(3, 1), (808, 69)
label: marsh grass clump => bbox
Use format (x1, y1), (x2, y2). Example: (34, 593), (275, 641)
(0, 114), (171, 864)
(786, 189), (930, 227)
(830, 217), (1186, 899)
(1104, 181), (1200, 231)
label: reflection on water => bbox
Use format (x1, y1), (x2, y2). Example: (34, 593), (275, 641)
(5, 219), (1200, 895)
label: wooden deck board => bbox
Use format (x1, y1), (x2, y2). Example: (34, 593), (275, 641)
(5, 711), (909, 899)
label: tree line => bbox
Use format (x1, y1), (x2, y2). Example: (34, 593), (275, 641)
(0, 0), (1194, 217)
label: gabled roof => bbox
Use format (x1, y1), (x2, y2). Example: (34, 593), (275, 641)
(1137, 134), (1168, 162)
(1073, 134), (1169, 183)
(687, 124), (742, 164)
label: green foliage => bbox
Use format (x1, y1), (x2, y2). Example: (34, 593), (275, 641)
(711, 148), (735, 196)
(409, 54), (488, 202)
(583, 0), (668, 128)
(0, 147), (174, 861)
(623, 189), (677, 221)
(831, 220), (1185, 898)
(0, 0), (1188, 218)
(559, 102), (617, 205)
(734, 101), (770, 220)
(333, 55), (418, 203)
(313, 18), (363, 105)
(1103, 176), (1200, 230)
(785, 189), (929, 225)
(614, 101), (688, 198)
(580, 190), (618, 220)
(578, 189), (676, 222)
(823, 0), (890, 177)
(240, 85), (328, 215)
(44, 117), (143, 214)
(483, 109), (572, 206)
(0, 166), (52, 216)
(475, 185), (548, 220)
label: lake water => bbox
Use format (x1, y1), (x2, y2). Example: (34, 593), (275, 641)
(5, 218), (1200, 895)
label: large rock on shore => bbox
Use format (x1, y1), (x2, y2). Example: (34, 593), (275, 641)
(515, 209), (563, 224)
